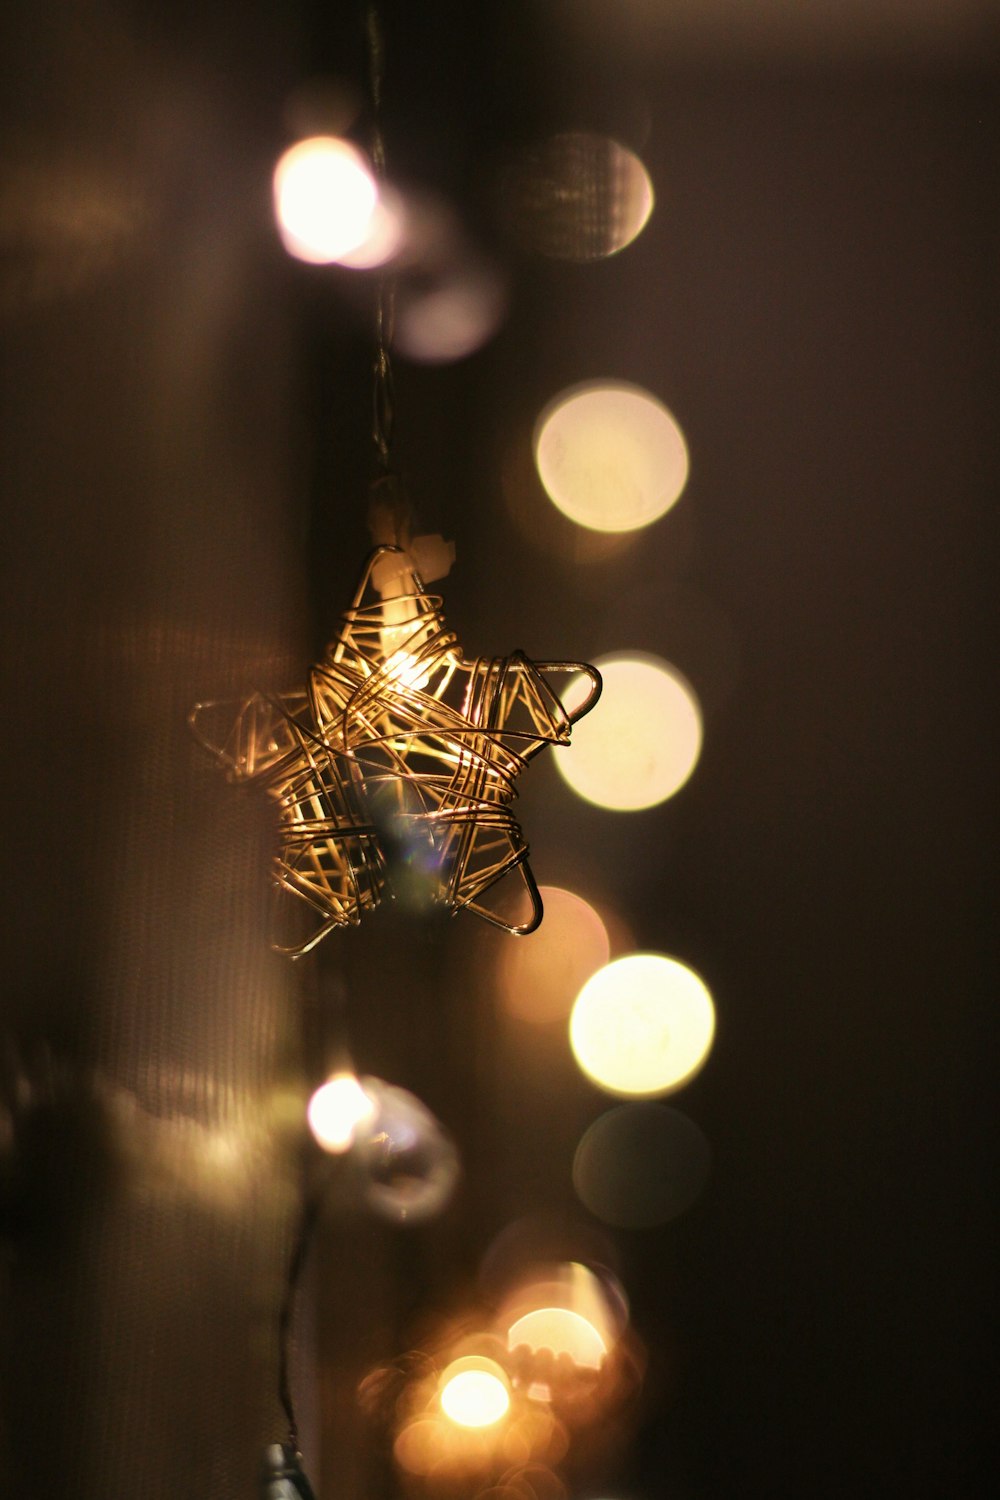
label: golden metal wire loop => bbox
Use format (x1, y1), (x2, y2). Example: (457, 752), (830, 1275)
(191, 547), (601, 955)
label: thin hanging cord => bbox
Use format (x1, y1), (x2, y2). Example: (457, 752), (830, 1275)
(277, 1178), (327, 1446)
(365, 0), (413, 548)
(368, 1), (394, 476)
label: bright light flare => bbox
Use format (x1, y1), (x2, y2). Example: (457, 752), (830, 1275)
(534, 382), (689, 533)
(501, 1262), (626, 1376)
(307, 1072), (375, 1152)
(569, 954), (715, 1097)
(439, 1357), (511, 1428)
(273, 136), (399, 266)
(556, 654), (702, 812)
(508, 1309), (607, 1371)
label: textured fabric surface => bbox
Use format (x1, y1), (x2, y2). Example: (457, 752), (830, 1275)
(0, 5), (306, 1494)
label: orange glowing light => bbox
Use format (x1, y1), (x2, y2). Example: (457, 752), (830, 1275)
(534, 382), (689, 533)
(501, 1261), (625, 1379)
(273, 136), (400, 266)
(507, 1308), (607, 1370)
(440, 1357), (511, 1428)
(497, 886), (610, 1025)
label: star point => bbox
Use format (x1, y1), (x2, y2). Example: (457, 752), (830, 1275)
(191, 546), (601, 955)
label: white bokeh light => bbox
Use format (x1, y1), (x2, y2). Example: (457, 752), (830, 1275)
(273, 136), (398, 266)
(570, 953), (715, 1097)
(534, 381), (689, 533)
(306, 1073), (375, 1153)
(557, 654), (702, 811)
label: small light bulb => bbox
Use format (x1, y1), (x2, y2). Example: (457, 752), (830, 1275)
(274, 136), (384, 265)
(307, 1073), (374, 1153)
(439, 1357), (511, 1428)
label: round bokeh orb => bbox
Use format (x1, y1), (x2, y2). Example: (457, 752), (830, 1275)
(439, 1357), (511, 1428)
(353, 1079), (460, 1224)
(534, 382), (688, 534)
(504, 131), (654, 262)
(569, 953), (715, 1097)
(556, 654), (702, 812)
(573, 1103), (711, 1228)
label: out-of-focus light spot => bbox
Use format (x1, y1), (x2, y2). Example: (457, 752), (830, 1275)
(498, 1462), (567, 1500)
(497, 886), (610, 1025)
(502, 1262), (627, 1374)
(573, 1102), (711, 1228)
(509, 1308), (606, 1371)
(395, 264), (507, 363)
(556, 654), (701, 812)
(570, 953), (715, 1097)
(307, 1072), (374, 1153)
(354, 1078), (461, 1223)
(534, 382), (689, 533)
(393, 1417), (443, 1476)
(273, 136), (400, 266)
(504, 132), (654, 261)
(440, 1358), (511, 1428)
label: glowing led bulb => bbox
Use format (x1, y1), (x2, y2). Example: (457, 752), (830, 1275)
(307, 1073), (375, 1153)
(569, 953), (715, 1097)
(274, 136), (387, 265)
(439, 1358), (511, 1428)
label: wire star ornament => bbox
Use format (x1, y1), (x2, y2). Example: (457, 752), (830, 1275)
(190, 545), (601, 955)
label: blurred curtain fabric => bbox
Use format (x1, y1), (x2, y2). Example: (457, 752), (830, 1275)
(0, 4), (308, 1495)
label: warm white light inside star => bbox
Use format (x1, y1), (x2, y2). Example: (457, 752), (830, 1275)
(439, 1358), (511, 1428)
(534, 382), (689, 533)
(307, 1072), (375, 1152)
(274, 136), (397, 265)
(557, 654), (702, 811)
(569, 953), (715, 1096)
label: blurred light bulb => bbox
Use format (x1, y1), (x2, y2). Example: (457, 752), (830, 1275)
(307, 1073), (375, 1153)
(274, 136), (396, 265)
(534, 382), (688, 533)
(557, 654), (702, 811)
(570, 954), (715, 1097)
(439, 1357), (511, 1428)
(354, 1079), (461, 1223)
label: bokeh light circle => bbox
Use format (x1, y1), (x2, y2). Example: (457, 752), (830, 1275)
(569, 953), (715, 1097)
(273, 136), (392, 265)
(440, 1357), (511, 1428)
(307, 1072), (375, 1152)
(556, 654), (702, 812)
(497, 886), (610, 1025)
(505, 131), (654, 261)
(534, 382), (688, 533)
(573, 1103), (711, 1228)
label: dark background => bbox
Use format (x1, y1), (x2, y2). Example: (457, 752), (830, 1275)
(1, 2), (996, 1497)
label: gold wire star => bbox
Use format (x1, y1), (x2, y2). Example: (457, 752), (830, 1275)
(190, 545), (601, 955)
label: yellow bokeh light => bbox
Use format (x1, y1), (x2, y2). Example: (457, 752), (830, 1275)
(273, 136), (399, 266)
(307, 1072), (375, 1152)
(533, 382), (689, 533)
(507, 1308), (607, 1370)
(556, 654), (702, 812)
(440, 1358), (512, 1428)
(497, 886), (610, 1025)
(569, 954), (715, 1097)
